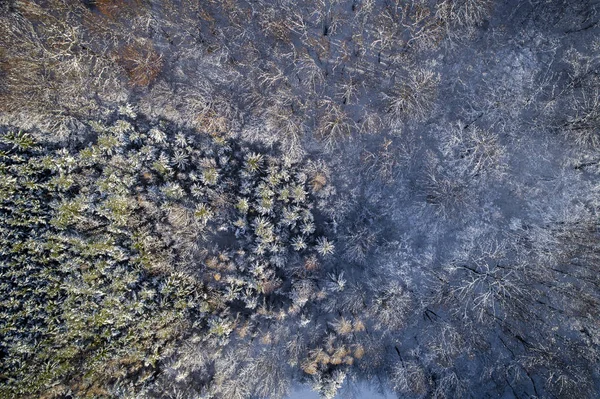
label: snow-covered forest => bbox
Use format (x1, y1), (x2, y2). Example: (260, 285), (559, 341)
(1, 0), (599, 398)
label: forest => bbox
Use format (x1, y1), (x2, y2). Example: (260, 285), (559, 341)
(1, 0), (599, 398)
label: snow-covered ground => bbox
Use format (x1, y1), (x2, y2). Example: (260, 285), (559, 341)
(288, 382), (395, 399)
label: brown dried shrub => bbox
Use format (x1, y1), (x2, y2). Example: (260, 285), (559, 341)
(95, 0), (144, 21)
(117, 41), (163, 87)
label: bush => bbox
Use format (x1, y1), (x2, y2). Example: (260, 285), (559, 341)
(118, 41), (163, 87)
